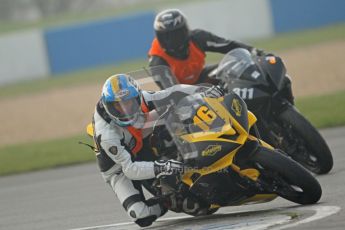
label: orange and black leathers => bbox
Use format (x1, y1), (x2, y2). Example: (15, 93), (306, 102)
(149, 38), (205, 85)
(148, 29), (254, 86)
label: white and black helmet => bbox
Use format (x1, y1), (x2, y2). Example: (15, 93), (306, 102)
(154, 9), (189, 57)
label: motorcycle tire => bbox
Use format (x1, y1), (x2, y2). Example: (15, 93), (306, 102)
(278, 105), (333, 174)
(251, 147), (322, 205)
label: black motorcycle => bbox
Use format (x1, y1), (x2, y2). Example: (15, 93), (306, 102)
(215, 48), (333, 174)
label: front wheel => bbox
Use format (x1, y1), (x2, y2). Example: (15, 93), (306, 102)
(277, 105), (333, 174)
(251, 147), (322, 205)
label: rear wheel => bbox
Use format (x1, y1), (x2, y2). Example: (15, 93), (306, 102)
(277, 105), (333, 174)
(251, 147), (322, 204)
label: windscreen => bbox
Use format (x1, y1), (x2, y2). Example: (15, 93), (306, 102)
(122, 65), (177, 92)
(125, 66), (235, 165)
(163, 94), (205, 160)
(216, 48), (263, 84)
(152, 90), (233, 163)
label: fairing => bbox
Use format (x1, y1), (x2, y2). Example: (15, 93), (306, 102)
(153, 91), (251, 170)
(217, 48), (269, 88)
(217, 48), (287, 95)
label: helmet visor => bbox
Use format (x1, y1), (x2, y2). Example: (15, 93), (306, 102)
(157, 26), (189, 52)
(105, 96), (141, 122)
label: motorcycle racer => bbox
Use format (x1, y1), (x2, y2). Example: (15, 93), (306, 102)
(91, 73), (223, 227)
(148, 9), (264, 87)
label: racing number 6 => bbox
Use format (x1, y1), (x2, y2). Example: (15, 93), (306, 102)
(193, 105), (217, 131)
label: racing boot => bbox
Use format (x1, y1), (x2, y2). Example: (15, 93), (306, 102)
(134, 197), (168, 227)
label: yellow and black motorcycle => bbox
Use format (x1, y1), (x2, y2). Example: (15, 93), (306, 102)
(87, 66), (321, 216)
(147, 81), (322, 216)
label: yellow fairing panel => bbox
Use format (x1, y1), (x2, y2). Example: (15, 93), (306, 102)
(86, 123), (94, 137)
(182, 146), (240, 186)
(205, 97), (249, 137)
(248, 135), (274, 150)
(181, 97), (249, 145)
(238, 168), (260, 181)
(247, 111), (257, 128)
(181, 97), (262, 186)
(236, 194), (278, 205)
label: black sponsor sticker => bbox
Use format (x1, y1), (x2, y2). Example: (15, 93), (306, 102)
(109, 146), (118, 155)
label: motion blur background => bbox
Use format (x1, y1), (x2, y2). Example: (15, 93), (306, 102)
(0, 0), (345, 175)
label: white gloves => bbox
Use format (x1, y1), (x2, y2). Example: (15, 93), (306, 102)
(202, 85), (225, 98)
(154, 159), (184, 178)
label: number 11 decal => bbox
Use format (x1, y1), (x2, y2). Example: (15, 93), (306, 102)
(232, 88), (254, 99)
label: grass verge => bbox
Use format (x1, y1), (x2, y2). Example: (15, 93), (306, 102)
(251, 23), (345, 51)
(0, 135), (94, 176)
(296, 90), (345, 128)
(0, 90), (344, 176)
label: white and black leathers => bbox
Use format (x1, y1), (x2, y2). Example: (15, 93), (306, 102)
(92, 84), (202, 225)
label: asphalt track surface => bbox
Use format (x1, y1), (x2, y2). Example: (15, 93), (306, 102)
(1, 126), (344, 230)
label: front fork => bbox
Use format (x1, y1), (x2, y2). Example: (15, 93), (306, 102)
(257, 89), (294, 148)
(280, 75), (295, 105)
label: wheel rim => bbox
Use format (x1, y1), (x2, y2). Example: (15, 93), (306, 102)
(272, 123), (322, 174)
(258, 169), (304, 199)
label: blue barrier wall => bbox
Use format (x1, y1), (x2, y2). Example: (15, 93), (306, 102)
(270, 0), (345, 33)
(38, 1), (345, 77)
(44, 11), (155, 75)
(2, 1), (345, 85)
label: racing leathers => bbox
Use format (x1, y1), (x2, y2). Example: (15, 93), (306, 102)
(92, 84), (204, 227)
(148, 29), (255, 87)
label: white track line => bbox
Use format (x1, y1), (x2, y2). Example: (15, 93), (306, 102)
(69, 205), (341, 230)
(69, 215), (190, 230)
(274, 205), (341, 230)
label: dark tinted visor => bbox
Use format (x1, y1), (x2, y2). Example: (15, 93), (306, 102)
(157, 26), (189, 51)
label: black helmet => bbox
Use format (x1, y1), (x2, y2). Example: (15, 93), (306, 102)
(154, 9), (189, 58)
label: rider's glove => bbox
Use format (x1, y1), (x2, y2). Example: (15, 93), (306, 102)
(251, 47), (266, 56)
(154, 159), (184, 178)
(202, 85), (225, 98)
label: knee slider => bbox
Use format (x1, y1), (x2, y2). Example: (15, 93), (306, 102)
(127, 201), (151, 220)
(182, 197), (208, 216)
